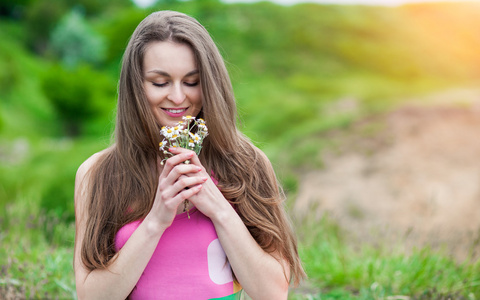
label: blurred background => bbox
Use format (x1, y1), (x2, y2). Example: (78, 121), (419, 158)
(1, 0), (480, 298)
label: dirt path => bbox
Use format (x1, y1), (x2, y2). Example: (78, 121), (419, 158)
(293, 88), (480, 261)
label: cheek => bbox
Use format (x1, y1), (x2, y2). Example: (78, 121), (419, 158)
(144, 86), (163, 106)
(143, 84), (154, 104)
(193, 88), (203, 104)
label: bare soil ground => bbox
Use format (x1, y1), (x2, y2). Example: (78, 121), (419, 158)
(293, 88), (480, 261)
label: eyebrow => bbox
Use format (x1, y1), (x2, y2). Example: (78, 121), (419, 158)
(146, 69), (199, 77)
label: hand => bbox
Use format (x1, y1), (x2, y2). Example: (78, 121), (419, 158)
(167, 147), (232, 221)
(146, 150), (208, 230)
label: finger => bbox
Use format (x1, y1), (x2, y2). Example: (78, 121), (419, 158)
(172, 184), (203, 204)
(173, 164), (202, 176)
(168, 147), (203, 168)
(156, 176), (204, 207)
(167, 164), (202, 183)
(173, 176), (208, 192)
(159, 165), (202, 193)
(160, 151), (195, 179)
(168, 147), (195, 157)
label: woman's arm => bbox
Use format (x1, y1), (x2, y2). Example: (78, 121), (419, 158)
(212, 205), (291, 299)
(74, 151), (206, 300)
(169, 147), (290, 300)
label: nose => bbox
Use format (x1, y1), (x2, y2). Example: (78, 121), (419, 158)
(167, 83), (186, 104)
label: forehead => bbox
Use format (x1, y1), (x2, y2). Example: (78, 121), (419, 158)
(143, 41), (197, 74)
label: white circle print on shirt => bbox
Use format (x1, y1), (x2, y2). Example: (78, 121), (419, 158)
(207, 239), (233, 285)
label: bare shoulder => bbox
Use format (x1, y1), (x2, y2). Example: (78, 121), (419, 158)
(75, 147), (112, 204)
(73, 148), (112, 277)
(251, 144), (273, 166)
(254, 145), (270, 161)
(76, 148), (111, 182)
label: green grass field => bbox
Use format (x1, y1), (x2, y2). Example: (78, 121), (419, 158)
(2, 129), (480, 299)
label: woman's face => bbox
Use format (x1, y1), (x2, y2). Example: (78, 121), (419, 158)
(143, 41), (202, 127)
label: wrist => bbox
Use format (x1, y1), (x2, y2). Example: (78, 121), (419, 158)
(211, 203), (238, 227)
(143, 213), (169, 237)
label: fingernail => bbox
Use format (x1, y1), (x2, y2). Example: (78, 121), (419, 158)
(202, 177), (208, 182)
(196, 167), (202, 172)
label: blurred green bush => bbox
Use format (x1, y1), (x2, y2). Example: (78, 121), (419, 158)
(41, 64), (116, 137)
(50, 8), (106, 68)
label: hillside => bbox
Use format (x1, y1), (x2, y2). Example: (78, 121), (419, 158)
(294, 88), (480, 261)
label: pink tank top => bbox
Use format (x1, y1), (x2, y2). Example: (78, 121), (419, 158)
(115, 208), (242, 299)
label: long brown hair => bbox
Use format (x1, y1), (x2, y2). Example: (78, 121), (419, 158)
(81, 10), (305, 285)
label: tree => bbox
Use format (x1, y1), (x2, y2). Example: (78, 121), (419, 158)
(42, 64), (115, 137)
(50, 7), (106, 68)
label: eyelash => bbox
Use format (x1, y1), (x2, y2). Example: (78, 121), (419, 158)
(152, 81), (199, 87)
(185, 81), (199, 87)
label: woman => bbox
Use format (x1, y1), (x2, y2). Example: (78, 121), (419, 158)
(74, 10), (305, 300)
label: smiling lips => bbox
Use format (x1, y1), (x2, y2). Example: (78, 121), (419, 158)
(163, 107), (188, 117)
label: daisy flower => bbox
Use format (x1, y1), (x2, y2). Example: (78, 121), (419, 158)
(159, 117), (208, 164)
(159, 139), (167, 151)
(158, 116), (209, 218)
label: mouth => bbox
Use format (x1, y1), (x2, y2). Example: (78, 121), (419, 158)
(162, 107), (189, 117)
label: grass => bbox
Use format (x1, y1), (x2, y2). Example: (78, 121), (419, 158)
(0, 138), (106, 298)
(2, 86), (480, 298)
(2, 139), (480, 300)
(0, 136), (110, 299)
(289, 214), (480, 299)
(2, 191), (480, 299)
(0, 194), (76, 299)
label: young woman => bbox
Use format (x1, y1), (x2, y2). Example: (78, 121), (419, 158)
(74, 10), (305, 300)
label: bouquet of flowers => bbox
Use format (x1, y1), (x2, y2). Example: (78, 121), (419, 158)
(159, 116), (208, 217)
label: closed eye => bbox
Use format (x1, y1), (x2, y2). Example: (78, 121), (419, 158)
(152, 82), (168, 87)
(184, 81), (199, 87)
